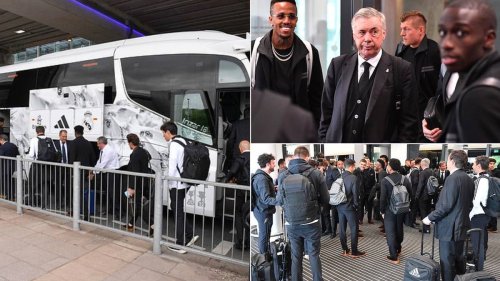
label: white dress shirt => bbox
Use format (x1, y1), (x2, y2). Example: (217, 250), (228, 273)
(168, 137), (188, 190)
(94, 144), (120, 171)
(357, 49), (383, 82)
(446, 72), (460, 100)
(470, 174), (489, 219)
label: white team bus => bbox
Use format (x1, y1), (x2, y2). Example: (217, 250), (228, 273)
(0, 31), (250, 217)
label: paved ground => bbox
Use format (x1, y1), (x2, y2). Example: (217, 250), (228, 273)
(252, 217), (500, 281)
(0, 202), (248, 281)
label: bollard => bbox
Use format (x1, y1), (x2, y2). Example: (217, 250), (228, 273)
(153, 172), (163, 255)
(73, 162), (81, 231)
(16, 156), (23, 215)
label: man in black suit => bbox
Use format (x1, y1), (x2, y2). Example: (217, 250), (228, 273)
(319, 7), (418, 143)
(125, 133), (154, 233)
(69, 125), (96, 220)
(0, 134), (19, 200)
(423, 149), (474, 281)
(224, 107), (249, 172)
(225, 140), (250, 250)
(435, 161), (449, 186)
(53, 130), (72, 211)
(336, 158), (366, 258)
(415, 158), (433, 233)
(380, 158), (411, 265)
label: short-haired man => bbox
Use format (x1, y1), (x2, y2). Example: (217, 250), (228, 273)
(53, 130), (72, 211)
(435, 161), (450, 186)
(423, 150), (474, 281)
(423, 0), (500, 142)
(470, 155), (491, 271)
(277, 146), (329, 281)
(28, 126), (55, 208)
(0, 134), (19, 200)
(160, 122), (199, 251)
(337, 158), (366, 259)
(415, 158), (433, 233)
(487, 158), (498, 233)
(380, 158), (411, 264)
(396, 10), (441, 140)
(319, 7), (418, 143)
(252, 0), (324, 131)
(252, 153), (278, 255)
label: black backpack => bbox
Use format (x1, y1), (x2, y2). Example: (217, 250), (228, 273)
(172, 137), (210, 183)
(427, 176), (440, 196)
(386, 175), (410, 215)
(37, 137), (58, 162)
(280, 168), (319, 225)
(480, 176), (500, 217)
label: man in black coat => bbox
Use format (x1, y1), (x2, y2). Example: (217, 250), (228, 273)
(319, 7), (418, 143)
(225, 140), (250, 250)
(69, 125), (96, 220)
(380, 158), (411, 265)
(435, 161), (450, 186)
(416, 158), (433, 233)
(423, 0), (500, 142)
(252, 0), (324, 130)
(423, 149), (474, 281)
(396, 10), (441, 141)
(0, 134), (19, 200)
(224, 108), (249, 172)
(336, 158), (366, 258)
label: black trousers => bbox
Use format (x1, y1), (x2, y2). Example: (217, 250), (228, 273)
(419, 197), (431, 231)
(337, 204), (359, 252)
(234, 190), (248, 245)
(439, 240), (466, 281)
(170, 188), (194, 246)
(384, 211), (405, 258)
(321, 204), (332, 233)
(470, 214), (490, 271)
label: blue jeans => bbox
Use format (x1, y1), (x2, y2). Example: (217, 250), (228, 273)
(253, 208), (273, 254)
(287, 221), (323, 281)
(337, 204), (359, 252)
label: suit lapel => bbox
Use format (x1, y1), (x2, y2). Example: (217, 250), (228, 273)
(339, 54), (357, 127)
(366, 51), (391, 121)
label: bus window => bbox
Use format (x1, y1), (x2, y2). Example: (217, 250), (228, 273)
(218, 60), (247, 84)
(121, 54), (219, 146)
(48, 57), (116, 104)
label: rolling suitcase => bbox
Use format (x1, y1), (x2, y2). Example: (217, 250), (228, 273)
(270, 235), (291, 281)
(251, 218), (276, 281)
(454, 228), (496, 281)
(403, 224), (440, 281)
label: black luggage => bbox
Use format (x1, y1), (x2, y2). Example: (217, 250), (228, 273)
(251, 218), (276, 281)
(403, 224), (440, 281)
(270, 237), (291, 281)
(454, 228), (496, 281)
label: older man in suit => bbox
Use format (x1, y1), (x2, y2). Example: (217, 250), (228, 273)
(423, 150), (474, 281)
(319, 7), (418, 143)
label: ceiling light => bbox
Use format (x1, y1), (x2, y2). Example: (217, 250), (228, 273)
(15, 30), (25, 34)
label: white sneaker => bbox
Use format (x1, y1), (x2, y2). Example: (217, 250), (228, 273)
(185, 235), (199, 247)
(167, 246), (187, 254)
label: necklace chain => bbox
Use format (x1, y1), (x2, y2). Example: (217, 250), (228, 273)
(272, 44), (294, 62)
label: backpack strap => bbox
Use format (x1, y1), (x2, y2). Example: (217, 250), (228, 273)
(250, 36), (263, 89)
(385, 175), (398, 187)
(302, 39), (313, 88)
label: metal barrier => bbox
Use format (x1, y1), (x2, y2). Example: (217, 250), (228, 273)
(0, 155), (250, 266)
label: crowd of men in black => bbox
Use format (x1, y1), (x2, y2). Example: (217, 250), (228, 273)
(252, 0), (500, 143)
(252, 147), (499, 281)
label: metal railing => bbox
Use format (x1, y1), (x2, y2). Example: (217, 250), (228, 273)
(0, 155), (250, 266)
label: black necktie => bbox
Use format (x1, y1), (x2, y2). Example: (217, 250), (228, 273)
(62, 143), (67, 163)
(441, 172), (444, 181)
(358, 61), (371, 95)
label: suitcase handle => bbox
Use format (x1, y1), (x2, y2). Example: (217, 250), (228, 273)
(420, 222), (436, 259)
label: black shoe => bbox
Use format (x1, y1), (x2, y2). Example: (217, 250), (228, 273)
(350, 251), (366, 258)
(330, 233), (337, 239)
(322, 231), (332, 236)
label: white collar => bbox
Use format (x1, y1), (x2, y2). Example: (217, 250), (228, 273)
(450, 168), (459, 175)
(357, 49), (383, 69)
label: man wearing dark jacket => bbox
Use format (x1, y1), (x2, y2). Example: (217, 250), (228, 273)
(396, 10), (441, 141)
(380, 158), (411, 265)
(252, 153), (278, 255)
(277, 146), (329, 281)
(252, 0), (324, 130)
(319, 7), (418, 143)
(423, 0), (500, 142)
(69, 125), (96, 167)
(336, 158), (366, 258)
(225, 140), (250, 250)
(0, 134), (19, 200)
(416, 158), (433, 233)
(423, 149), (474, 281)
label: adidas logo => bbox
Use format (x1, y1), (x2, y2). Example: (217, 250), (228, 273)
(409, 268), (420, 278)
(54, 115), (70, 129)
